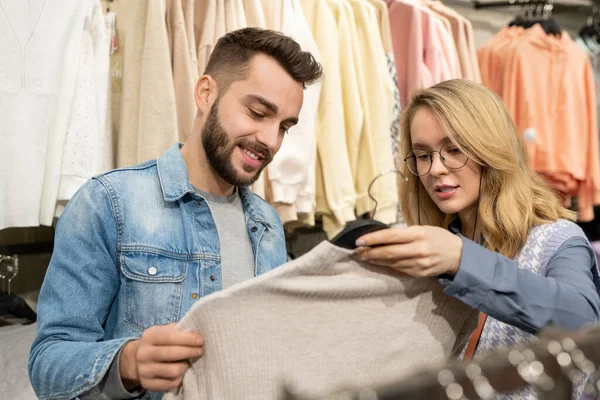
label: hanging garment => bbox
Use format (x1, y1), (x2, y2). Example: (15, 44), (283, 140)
(244, 0), (267, 28)
(320, 0), (365, 237)
(346, 0), (398, 225)
(267, 0), (322, 226)
(386, 0), (442, 107)
(429, 1), (481, 83)
(299, 0), (356, 233)
(163, 241), (478, 400)
(55, 3), (112, 216)
(367, 0), (402, 166)
(182, 0), (198, 76)
(500, 25), (600, 222)
(0, 0), (104, 229)
(167, 0), (197, 142)
(117, 0), (178, 167)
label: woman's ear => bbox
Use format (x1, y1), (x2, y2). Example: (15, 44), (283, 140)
(194, 75), (217, 115)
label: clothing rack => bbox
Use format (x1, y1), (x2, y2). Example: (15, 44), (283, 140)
(471, 0), (592, 9)
(282, 325), (600, 399)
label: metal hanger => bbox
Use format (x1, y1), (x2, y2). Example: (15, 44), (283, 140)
(367, 169), (408, 221)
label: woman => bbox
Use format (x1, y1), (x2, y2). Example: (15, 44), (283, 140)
(356, 80), (600, 363)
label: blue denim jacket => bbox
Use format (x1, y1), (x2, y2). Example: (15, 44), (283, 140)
(28, 143), (287, 399)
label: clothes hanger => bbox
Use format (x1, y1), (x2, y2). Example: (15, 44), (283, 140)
(330, 169), (409, 250)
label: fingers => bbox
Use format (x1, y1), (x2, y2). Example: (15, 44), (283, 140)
(355, 226), (425, 247)
(356, 242), (426, 261)
(144, 323), (204, 347)
(367, 259), (437, 278)
(140, 375), (186, 392)
(138, 344), (204, 363)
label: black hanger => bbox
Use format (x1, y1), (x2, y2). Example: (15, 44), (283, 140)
(330, 169), (408, 250)
(580, 7), (600, 41)
(330, 219), (389, 250)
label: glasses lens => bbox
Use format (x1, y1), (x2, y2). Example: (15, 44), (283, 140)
(405, 150), (430, 176)
(441, 142), (468, 169)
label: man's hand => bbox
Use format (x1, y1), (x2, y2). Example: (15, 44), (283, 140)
(119, 323), (204, 392)
(355, 225), (464, 277)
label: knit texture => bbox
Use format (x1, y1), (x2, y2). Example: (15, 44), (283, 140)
(0, 0), (102, 229)
(474, 220), (598, 400)
(164, 241), (478, 400)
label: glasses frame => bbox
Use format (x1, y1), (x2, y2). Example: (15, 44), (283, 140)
(403, 142), (469, 176)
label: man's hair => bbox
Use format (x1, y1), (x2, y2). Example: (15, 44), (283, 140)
(203, 27), (322, 93)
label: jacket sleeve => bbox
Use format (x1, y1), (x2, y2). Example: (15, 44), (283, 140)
(28, 178), (138, 399)
(440, 236), (600, 334)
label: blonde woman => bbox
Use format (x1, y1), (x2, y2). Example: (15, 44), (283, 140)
(356, 80), (600, 363)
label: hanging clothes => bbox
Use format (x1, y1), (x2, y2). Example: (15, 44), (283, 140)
(299, 0), (356, 233)
(481, 24), (600, 222)
(55, 3), (112, 218)
(346, 0), (398, 225)
(167, 0), (197, 142)
(266, 0), (322, 227)
(117, 0), (178, 167)
(0, 0), (109, 229)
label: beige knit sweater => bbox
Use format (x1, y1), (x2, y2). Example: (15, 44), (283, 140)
(164, 241), (477, 400)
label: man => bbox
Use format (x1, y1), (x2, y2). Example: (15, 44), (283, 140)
(28, 28), (322, 399)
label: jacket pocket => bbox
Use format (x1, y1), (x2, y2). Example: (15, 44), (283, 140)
(120, 250), (188, 332)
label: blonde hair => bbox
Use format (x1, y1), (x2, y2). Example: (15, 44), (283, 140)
(399, 80), (575, 258)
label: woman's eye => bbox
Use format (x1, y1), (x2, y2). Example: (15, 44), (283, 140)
(447, 147), (461, 155)
(417, 154), (429, 161)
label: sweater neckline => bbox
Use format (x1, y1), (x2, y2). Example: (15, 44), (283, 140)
(0, 0), (52, 52)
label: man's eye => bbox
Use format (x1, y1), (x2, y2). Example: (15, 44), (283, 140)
(279, 126), (289, 135)
(249, 110), (264, 119)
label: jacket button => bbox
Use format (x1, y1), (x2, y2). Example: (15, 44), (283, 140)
(192, 293), (198, 299)
(148, 267), (157, 276)
(251, 226), (258, 232)
(210, 275), (216, 281)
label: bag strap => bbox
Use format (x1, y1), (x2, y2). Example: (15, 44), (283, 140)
(464, 312), (487, 360)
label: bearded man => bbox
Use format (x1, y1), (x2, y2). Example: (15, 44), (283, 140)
(28, 27), (322, 400)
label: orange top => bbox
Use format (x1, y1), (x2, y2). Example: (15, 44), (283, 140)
(499, 25), (600, 221)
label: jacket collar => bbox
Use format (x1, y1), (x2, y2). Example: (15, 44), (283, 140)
(156, 143), (273, 227)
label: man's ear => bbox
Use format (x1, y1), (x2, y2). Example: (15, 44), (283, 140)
(194, 75), (218, 115)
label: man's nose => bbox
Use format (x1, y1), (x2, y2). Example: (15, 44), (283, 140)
(429, 152), (449, 176)
(255, 126), (280, 155)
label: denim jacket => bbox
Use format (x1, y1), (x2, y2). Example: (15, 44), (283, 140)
(28, 143), (287, 399)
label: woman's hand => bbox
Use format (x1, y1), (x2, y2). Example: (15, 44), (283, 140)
(355, 226), (463, 277)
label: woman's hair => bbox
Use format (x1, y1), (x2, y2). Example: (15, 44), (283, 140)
(399, 79), (575, 258)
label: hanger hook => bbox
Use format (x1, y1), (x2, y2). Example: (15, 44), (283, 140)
(367, 169), (409, 221)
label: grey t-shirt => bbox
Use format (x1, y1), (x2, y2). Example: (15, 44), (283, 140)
(193, 186), (255, 289)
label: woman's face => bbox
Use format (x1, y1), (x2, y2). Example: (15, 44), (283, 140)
(410, 107), (481, 218)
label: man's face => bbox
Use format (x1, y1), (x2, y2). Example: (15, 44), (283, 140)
(201, 54), (304, 186)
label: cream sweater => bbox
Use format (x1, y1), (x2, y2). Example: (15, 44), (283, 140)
(167, 0), (197, 142)
(164, 241), (477, 400)
(299, 0), (357, 231)
(117, 0), (178, 167)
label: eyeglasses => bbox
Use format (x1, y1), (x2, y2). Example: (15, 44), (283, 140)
(403, 142), (469, 176)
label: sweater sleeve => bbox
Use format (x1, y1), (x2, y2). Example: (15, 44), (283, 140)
(439, 236), (600, 334)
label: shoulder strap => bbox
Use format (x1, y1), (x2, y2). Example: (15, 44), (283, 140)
(463, 312), (487, 360)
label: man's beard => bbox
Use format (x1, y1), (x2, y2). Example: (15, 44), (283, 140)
(201, 103), (272, 187)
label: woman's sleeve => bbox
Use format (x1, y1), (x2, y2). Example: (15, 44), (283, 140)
(439, 236), (600, 334)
